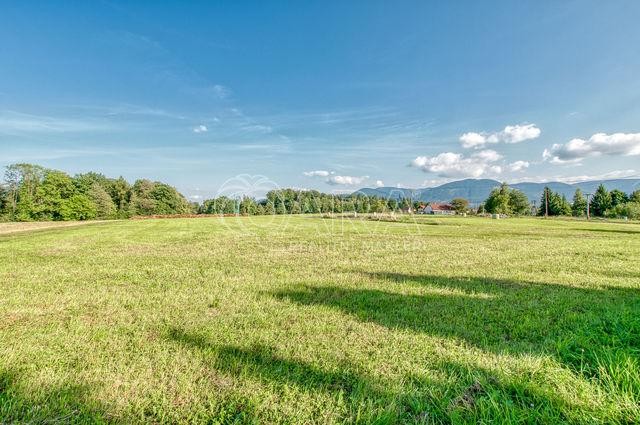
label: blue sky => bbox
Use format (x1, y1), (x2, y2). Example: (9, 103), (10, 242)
(2, 1), (640, 200)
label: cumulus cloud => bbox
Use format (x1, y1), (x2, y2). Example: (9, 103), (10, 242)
(303, 170), (331, 177)
(305, 169), (378, 186)
(500, 124), (541, 143)
(543, 132), (640, 164)
(193, 124), (208, 133)
(326, 175), (368, 186)
(459, 132), (487, 149)
(460, 124), (541, 149)
(411, 150), (503, 178)
(508, 160), (530, 172)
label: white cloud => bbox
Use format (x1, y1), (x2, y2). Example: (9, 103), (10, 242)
(303, 170), (331, 177)
(460, 124), (541, 149)
(193, 124), (208, 133)
(375, 180), (384, 187)
(501, 124), (541, 143)
(459, 132), (487, 149)
(543, 132), (640, 164)
(411, 150), (503, 178)
(508, 160), (530, 172)
(473, 149), (502, 162)
(305, 169), (373, 186)
(326, 175), (368, 186)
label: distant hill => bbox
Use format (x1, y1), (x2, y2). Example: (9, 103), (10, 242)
(354, 178), (640, 205)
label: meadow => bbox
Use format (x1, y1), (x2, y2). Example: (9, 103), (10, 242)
(1, 215), (639, 424)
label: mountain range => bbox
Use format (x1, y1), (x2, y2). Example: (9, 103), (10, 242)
(354, 179), (640, 205)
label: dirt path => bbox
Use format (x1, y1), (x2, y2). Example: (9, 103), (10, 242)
(0, 220), (108, 235)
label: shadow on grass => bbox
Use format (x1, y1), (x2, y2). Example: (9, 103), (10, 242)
(168, 327), (362, 395)
(0, 369), (108, 424)
(167, 327), (561, 423)
(166, 327), (415, 422)
(575, 226), (640, 235)
(165, 325), (626, 423)
(271, 273), (640, 405)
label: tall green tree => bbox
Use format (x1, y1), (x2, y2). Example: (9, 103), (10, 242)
(73, 172), (110, 194)
(109, 177), (132, 217)
(572, 188), (587, 217)
(538, 187), (552, 216)
(264, 201), (276, 215)
(538, 187), (571, 216)
(59, 194), (97, 220)
(450, 198), (469, 214)
(559, 194), (572, 216)
(483, 183), (530, 215)
(609, 189), (628, 207)
(239, 196), (257, 215)
(589, 184), (611, 217)
(34, 170), (77, 220)
(508, 189), (530, 215)
(484, 183), (511, 214)
(88, 184), (116, 219)
(4, 163), (46, 220)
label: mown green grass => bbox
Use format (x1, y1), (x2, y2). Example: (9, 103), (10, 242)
(1, 215), (639, 424)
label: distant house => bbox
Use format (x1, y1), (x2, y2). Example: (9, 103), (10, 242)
(421, 203), (456, 215)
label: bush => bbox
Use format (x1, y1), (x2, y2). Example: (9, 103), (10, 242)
(606, 202), (640, 220)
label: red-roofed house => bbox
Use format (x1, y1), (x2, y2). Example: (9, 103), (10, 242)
(421, 203), (456, 215)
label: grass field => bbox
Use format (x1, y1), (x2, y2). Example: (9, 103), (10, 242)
(1, 215), (639, 424)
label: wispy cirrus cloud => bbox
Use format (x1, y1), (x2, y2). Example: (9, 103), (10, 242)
(543, 132), (640, 164)
(193, 124), (208, 133)
(0, 111), (110, 134)
(204, 84), (232, 99)
(81, 103), (186, 120)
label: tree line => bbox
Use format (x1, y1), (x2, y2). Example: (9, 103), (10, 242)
(0, 163), (193, 221)
(3, 163), (639, 221)
(535, 184), (640, 219)
(198, 189), (419, 215)
(481, 182), (640, 219)
(0, 163), (422, 221)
